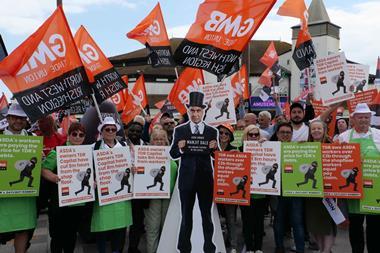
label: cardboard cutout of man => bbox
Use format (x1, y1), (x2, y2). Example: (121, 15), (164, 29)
(169, 91), (219, 253)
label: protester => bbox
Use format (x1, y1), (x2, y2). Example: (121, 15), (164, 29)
(217, 124), (239, 253)
(258, 111), (274, 138)
(41, 122), (87, 253)
(244, 113), (257, 126)
(91, 117), (132, 253)
(239, 125), (267, 253)
(271, 121), (305, 253)
(161, 116), (176, 144)
(0, 103), (36, 253)
(305, 120), (337, 253)
(144, 129), (178, 253)
(36, 115), (66, 156)
(236, 119), (246, 130)
(125, 121), (147, 253)
(333, 118), (349, 142)
(338, 103), (380, 253)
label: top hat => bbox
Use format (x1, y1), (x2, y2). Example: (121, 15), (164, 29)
(186, 91), (206, 109)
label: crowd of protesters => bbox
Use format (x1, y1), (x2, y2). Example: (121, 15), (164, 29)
(0, 92), (380, 253)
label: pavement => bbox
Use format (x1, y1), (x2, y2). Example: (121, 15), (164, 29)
(0, 210), (360, 253)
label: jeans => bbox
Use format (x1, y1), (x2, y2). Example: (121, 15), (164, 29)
(273, 197), (305, 253)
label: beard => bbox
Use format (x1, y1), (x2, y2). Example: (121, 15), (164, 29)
(291, 117), (303, 125)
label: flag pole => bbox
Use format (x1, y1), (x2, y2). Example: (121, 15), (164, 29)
(174, 67), (179, 79)
(90, 93), (103, 123)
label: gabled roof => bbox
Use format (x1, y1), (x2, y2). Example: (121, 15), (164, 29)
(109, 38), (292, 78)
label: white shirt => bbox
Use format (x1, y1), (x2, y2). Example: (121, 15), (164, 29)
(190, 121), (205, 134)
(292, 123), (309, 142)
(338, 128), (380, 151)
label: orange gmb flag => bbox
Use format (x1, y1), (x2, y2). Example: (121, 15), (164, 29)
(0, 6), (89, 122)
(260, 41), (278, 68)
(75, 25), (127, 103)
(127, 3), (174, 67)
(110, 75), (129, 112)
(277, 0), (308, 22)
(174, 0), (276, 75)
(121, 75), (148, 124)
(230, 64), (249, 106)
(168, 67), (204, 115)
(258, 67), (273, 87)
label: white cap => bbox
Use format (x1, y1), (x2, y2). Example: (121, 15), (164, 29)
(351, 103), (375, 117)
(97, 116), (120, 132)
(6, 103), (27, 118)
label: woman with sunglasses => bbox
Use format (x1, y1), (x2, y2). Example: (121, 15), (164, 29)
(144, 129), (178, 253)
(41, 122), (87, 253)
(216, 124), (239, 253)
(239, 125), (267, 253)
(90, 117), (132, 253)
(305, 120), (336, 253)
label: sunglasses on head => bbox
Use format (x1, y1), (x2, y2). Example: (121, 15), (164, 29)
(248, 132), (260, 137)
(104, 127), (117, 133)
(71, 132), (85, 138)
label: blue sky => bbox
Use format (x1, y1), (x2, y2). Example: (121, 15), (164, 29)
(1, 0), (379, 98)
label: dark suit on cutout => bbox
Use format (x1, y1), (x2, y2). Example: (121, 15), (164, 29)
(170, 121), (218, 253)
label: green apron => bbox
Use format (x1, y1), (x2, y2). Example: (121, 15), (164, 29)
(0, 130), (37, 233)
(348, 129), (380, 214)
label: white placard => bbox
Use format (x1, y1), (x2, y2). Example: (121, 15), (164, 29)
(94, 147), (132, 206)
(57, 145), (95, 207)
(244, 141), (281, 195)
(133, 145), (171, 199)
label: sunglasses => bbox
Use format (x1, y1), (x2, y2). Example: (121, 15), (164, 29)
(219, 131), (230, 136)
(279, 131), (292, 135)
(104, 127), (117, 133)
(248, 132), (260, 137)
(71, 132), (85, 138)
(164, 122), (175, 126)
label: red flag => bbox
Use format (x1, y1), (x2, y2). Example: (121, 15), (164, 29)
(168, 67), (204, 114)
(174, 0), (276, 75)
(258, 67), (273, 87)
(127, 3), (173, 67)
(283, 101), (290, 120)
(75, 25), (127, 103)
(121, 75), (148, 124)
(110, 75), (128, 112)
(154, 99), (166, 109)
(230, 64), (249, 106)
(260, 42), (278, 68)
(0, 93), (8, 112)
(277, 0), (308, 23)
(0, 6), (89, 121)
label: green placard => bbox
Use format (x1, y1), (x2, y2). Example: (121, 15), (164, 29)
(281, 142), (323, 197)
(0, 135), (43, 197)
(360, 157), (380, 213)
(231, 130), (243, 148)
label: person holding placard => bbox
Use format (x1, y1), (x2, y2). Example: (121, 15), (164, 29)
(239, 125), (267, 253)
(216, 124), (239, 253)
(0, 103), (37, 253)
(41, 122), (87, 253)
(91, 117), (132, 253)
(271, 121), (305, 253)
(144, 129), (178, 253)
(338, 103), (380, 253)
(305, 120), (337, 253)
